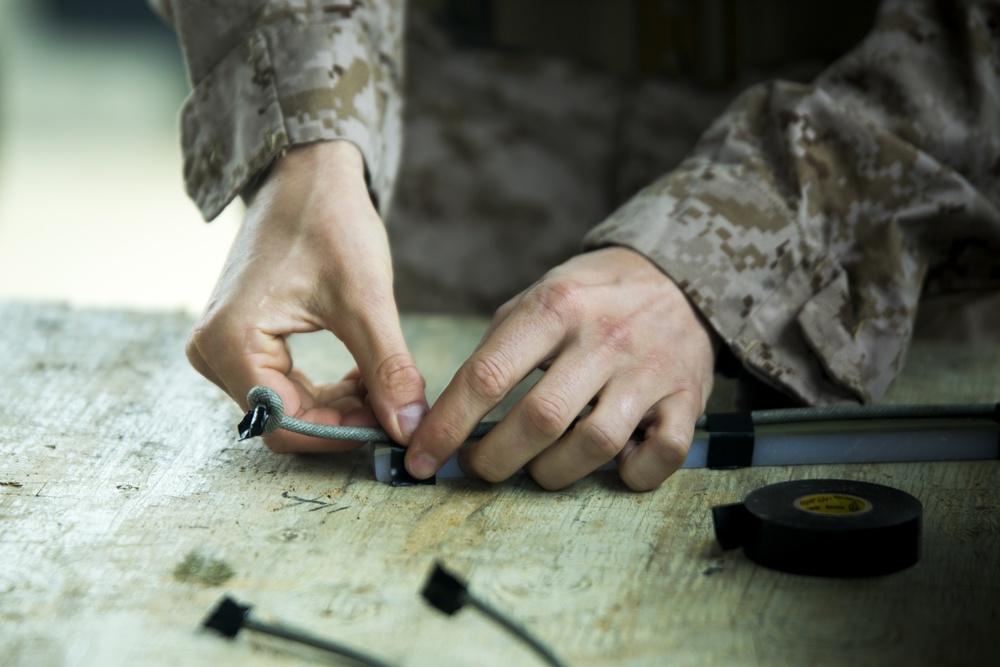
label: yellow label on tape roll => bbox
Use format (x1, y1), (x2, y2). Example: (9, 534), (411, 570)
(794, 493), (871, 515)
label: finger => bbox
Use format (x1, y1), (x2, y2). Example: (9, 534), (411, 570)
(190, 325), (367, 453)
(477, 290), (526, 345)
(459, 348), (612, 483)
(333, 302), (429, 444)
(406, 297), (568, 479)
(269, 369), (380, 452)
(311, 370), (363, 403)
(617, 387), (703, 491)
(524, 378), (650, 490)
(185, 336), (228, 395)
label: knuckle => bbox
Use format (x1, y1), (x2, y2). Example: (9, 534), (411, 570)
(185, 324), (214, 371)
(637, 351), (668, 379)
(530, 468), (570, 492)
(374, 353), (425, 396)
(468, 450), (509, 484)
(621, 471), (660, 493)
(669, 381), (705, 414)
(528, 279), (583, 323)
(466, 353), (517, 403)
(620, 419), (694, 493)
(522, 393), (572, 440)
(425, 417), (468, 450)
(575, 419), (623, 460)
(595, 317), (635, 356)
(655, 425), (692, 462)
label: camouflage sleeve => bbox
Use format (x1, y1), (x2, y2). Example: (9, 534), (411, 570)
(584, 0), (1000, 406)
(160, 0), (405, 221)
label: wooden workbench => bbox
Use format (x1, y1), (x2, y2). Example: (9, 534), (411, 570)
(2, 300), (998, 666)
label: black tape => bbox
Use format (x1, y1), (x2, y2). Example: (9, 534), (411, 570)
(389, 445), (436, 487)
(712, 479), (922, 577)
(705, 411), (755, 469)
(237, 404), (269, 441)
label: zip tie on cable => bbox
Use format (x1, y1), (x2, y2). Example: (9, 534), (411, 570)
(422, 562), (570, 667)
(202, 595), (397, 667)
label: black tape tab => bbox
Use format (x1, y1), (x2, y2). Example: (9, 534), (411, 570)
(705, 411), (755, 469)
(389, 445), (436, 487)
(237, 404), (269, 441)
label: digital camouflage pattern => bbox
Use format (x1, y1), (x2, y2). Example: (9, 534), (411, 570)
(158, 0), (1000, 407)
(586, 0), (1000, 405)
(151, 0), (405, 220)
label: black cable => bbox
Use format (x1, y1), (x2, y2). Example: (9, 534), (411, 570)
(422, 562), (570, 667)
(465, 594), (569, 667)
(202, 596), (396, 667)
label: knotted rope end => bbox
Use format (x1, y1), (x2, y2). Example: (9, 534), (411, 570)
(237, 386), (285, 439)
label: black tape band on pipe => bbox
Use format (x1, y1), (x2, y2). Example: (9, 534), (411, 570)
(705, 411), (755, 469)
(389, 445), (436, 486)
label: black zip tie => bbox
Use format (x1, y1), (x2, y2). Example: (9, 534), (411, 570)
(202, 595), (396, 667)
(422, 562), (570, 667)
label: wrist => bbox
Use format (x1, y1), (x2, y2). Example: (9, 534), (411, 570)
(250, 140), (370, 208)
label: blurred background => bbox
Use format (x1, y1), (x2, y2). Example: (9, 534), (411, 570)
(0, 0), (240, 314)
(0, 0), (877, 316)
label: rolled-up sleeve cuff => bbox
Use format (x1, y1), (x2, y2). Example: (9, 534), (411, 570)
(583, 161), (877, 406)
(180, 22), (389, 221)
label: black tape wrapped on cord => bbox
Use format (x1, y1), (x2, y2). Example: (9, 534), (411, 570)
(705, 411), (755, 469)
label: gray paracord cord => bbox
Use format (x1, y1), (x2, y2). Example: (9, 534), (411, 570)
(245, 386), (999, 444)
(246, 386), (496, 443)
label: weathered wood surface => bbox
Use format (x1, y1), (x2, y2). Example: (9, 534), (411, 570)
(1, 300), (998, 667)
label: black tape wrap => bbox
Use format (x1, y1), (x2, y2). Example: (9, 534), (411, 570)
(712, 479), (922, 577)
(706, 411), (755, 469)
(389, 445), (436, 487)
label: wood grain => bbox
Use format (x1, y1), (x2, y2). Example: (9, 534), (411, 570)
(1, 301), (997, 666)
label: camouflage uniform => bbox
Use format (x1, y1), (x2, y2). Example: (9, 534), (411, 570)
(155, 0), (1000, 407)
(149, 0), (406, 219)
(585, 0), (1000, 405)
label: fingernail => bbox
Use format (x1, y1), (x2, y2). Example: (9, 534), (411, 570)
(407, 453), (438, 480)
(396, 403), (427, 439)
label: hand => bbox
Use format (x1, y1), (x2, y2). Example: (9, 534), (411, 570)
(186, 141), (428, 453)
(405, 247), (718, 491)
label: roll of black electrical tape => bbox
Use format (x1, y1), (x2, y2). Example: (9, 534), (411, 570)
(712, 479), (922, 577)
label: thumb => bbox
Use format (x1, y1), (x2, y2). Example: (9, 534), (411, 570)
(340, 315), (428, 444)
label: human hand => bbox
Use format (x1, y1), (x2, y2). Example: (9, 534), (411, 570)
(405, 247), (718, 490)
(186, 141), (428, 453)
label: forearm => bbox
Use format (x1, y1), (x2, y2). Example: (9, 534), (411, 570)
(585, 0), (1000, 406)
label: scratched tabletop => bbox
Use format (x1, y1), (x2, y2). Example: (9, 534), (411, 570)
(2, 300), (999, 667)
